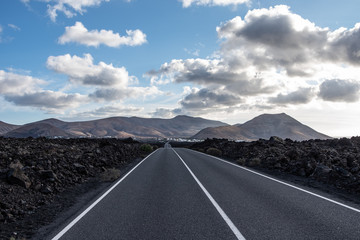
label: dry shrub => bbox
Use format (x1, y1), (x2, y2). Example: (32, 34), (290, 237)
(237, 158), (246, 166)
(206, 148), (222, 157)
(100, 168), (121, 182)
(248, 157), (261, 167)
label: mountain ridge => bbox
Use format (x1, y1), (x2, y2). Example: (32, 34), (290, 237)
(0, 121), (20, 135)
(192, 113), (331, 141)
(2, 115), (228, 139)
(1, 113), (331, 140)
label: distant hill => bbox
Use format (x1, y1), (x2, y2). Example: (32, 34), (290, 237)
(0, 121), (20, 135)
(2, 115), (227, 139)
(192, 113), (331, 141)
(4, 123), (74, 138)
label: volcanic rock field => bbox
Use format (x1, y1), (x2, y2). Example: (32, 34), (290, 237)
(0, 137), (155, 239)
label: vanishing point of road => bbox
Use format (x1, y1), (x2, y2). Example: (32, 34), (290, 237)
(48, 144), (360, 239)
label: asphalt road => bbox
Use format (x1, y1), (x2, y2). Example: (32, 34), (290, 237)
(49, 146), (360, 240)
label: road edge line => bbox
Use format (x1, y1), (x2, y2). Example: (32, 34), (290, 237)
(188, 148), (360, 214)
(172, 149), (246, 240)
(51, 149), (160, 240)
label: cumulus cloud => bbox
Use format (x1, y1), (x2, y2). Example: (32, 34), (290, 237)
(180, 0), (249, 8)
(89, 86), (161, 101)
(319, 79), (360, 102)
(329, 24), (360, 65)
(217, 5), (360, 76)
(47, 53), (162, 102)
(148, 58), (276, 96)
(0, 70), (45, 94)
(89, 88), (130, 101)
(47, 53), (137, 87)
(148, 4), (360, 118)
(152, 107), (183, 118)
(58, 22), (147, 47)
(46, 0), (110, 22)
(1, 51), (162, 115)
(216, 5), (329, 76)
(180, 87), (243, 110)
(268, 88), (315, 105)
(1, 53), (161, 112)
(67, 105), (143, 119)
(0, 69), (87, 110)
(4, 91), (87, 109)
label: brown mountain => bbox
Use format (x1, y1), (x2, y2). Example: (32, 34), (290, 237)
(3, 115), (227, 139)
(4, 123), (74, 138)
(192, 113), (331, 141)
(0, 121), (20, 135)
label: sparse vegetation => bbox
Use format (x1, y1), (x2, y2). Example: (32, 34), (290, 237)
(248, 157), (261, 167)
(206, 147), (222, 157)
(237, 158), (246, 166)
(100, 168), (121, 182)
(140, 143), (153, 153)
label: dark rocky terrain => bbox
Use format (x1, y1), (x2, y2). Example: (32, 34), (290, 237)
(0, 137), (155, 239)
(192, 113), (331, 141)
(2, 115), (227, 139)
(2, 134), (359, 239)
(190, 137), (360, 197)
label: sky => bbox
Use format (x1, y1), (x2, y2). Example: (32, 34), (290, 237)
(1, 0), (360, 137)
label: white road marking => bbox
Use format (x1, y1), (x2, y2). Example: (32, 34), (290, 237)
(172, 149), (246, 240)
(51, 149), (160, 240)
(188, 148), (360, 214)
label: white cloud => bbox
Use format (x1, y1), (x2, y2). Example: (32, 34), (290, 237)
(89, 85), (162, 101)
(148, 5), (360, 118)
(148, 58), (276, 96)
(4, 91), (87, 109)
(47, 53), (163, 102)
(0, 69), (87, 110)
(23, 0), (113, 22)
(1, 52), (162, 112)
(319, 79), (360, 102)
(180, 87), (243, 110)
(8, 24), (21, 31)
(64, 104), (143, 119)
(58, 22), (147, 47)
(217, 5), (360, 76)
(152, 107), (182, 118)
(180, 0), (250, 8)
(216, 5), (329, 76)
(268, 88), (315, 105)
(1, 51), (162, 116)
(47, 0), (110, 22)
(0, 70), (45, 95)
(184, 48), (200, 56)
(47, 53), (136, 87)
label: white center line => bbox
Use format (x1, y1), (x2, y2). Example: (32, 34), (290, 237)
(51, 149), (160, 240)
(172, 148), (246, 240)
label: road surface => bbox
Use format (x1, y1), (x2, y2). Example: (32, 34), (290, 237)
(48, 146), (360, 239)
